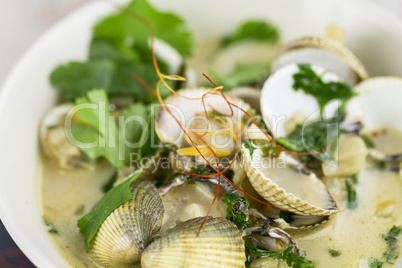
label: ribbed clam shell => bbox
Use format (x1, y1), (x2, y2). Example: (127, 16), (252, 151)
(272, 36), (368, 84)
(89, 181), (164, 268)
(242, 146), (337, 216)
(141, 217), (246, 268)
(347, 77), (402, 132)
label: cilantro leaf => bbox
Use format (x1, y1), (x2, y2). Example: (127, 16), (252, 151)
(292, 64), (357, 114)
(68, 89), (149, 168)
(222, 193), (250, 230)
(245, 237), (314, 268)
(119, 103), (150, 166)
(244, 139), (258, 160)
(222, 20), (280, 48)
(94, 0), (193, 58)
(78, 172), (142, 251)
(50, 61), (115, 102)
(69, 89), (125, 168)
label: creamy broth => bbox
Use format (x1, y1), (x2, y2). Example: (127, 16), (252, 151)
(39, 157), (227, 267)
(292, 168), (402, 267)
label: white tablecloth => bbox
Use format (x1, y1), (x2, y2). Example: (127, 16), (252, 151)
(0, 0), (401, 87)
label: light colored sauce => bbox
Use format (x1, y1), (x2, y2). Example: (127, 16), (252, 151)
(292, 168), (402, 268)
(39, 125), (402, 268)
(39, 158), (115, 268)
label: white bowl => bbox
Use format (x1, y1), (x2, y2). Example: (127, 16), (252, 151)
(1, 0), (402, 267)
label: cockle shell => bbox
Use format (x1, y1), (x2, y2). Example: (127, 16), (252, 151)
(272, 36), (368, 85)
(347, 77), (402, 132)
(242, 144), (338, 216)
(141, 217), (246, 268)
(89, 181), (164, 268)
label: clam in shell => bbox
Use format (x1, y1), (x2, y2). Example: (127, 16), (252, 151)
(141, 217), (246, 268)
(155, 88), (252, 149)
(39, 103), (94, 170)
(242, 143), (338, 216)
(347, 77), (402, 133)
(89, 181), (164, 268)
(272, 36), (368, 85)
(260, 63), (343, 138)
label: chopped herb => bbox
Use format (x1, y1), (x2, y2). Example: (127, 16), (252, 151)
(222, 193), (250, 230)
(362, 134), (376, 149)
(279, 211), (295, 223)
(252, 139), (282, 158)
(102, 171), (118, 193)
(244, 139), (258, 160)
(222, 20), (280, 48)
(292, 64), (357, 114)
(328, 249), (341, 257)
(277, 108), (345, 163)
(43, 217), (58, 234)
(78, 172), (142, 251)
(245, 237), (314, 268)
(367, 226), (401, 267)
(382, 225), (402, 262)
(345, 179), (358, 209)
(369, 258), (384, 268)
(351, 174), (359, 184)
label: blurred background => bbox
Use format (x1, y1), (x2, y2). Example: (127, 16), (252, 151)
(0, 0), (401, 266)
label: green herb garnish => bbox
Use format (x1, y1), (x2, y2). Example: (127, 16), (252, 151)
(328, 249), (341, 257)
(78, 172), (142, 251)
(68, 89), (149, 168)
(368, 226), (401, 266)
(50, 0), (193, 102)
(43, 217), (58, 234)
(245, 237), (314, 268)
(222, 193), (250, 230)
(252, 139), (282, 158)
(362, 134), (376, 149)
(222, 20), (280, 48)
(292, 64), (357, 114)
(369, 258), (384, 268)
(94, 0), (193, 58)
(244, 139), (258, 160)
(279, 211), (296, 223)
(277, 109), (345, 163)
(382, 225), (402, 262)
(345, 179), (358, 209)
